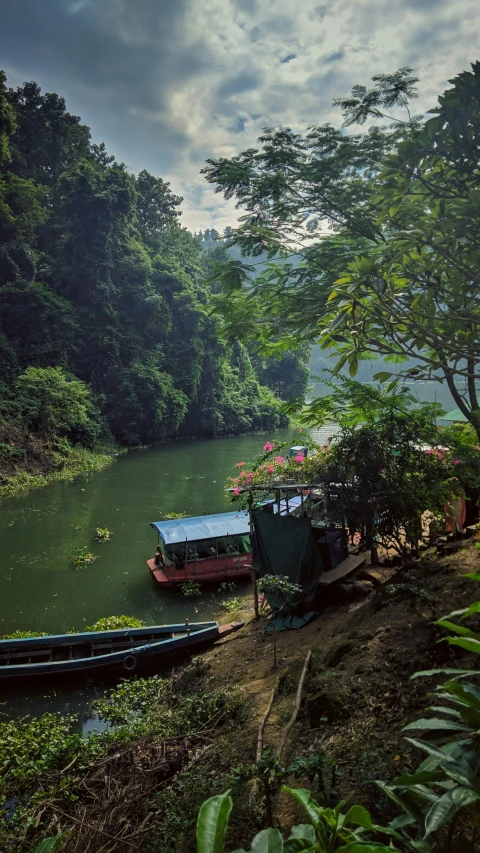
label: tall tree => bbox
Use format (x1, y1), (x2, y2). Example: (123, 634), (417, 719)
(202, 65), (480, 437)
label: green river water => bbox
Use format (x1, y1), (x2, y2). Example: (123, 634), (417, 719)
(0, 429), (304, 727)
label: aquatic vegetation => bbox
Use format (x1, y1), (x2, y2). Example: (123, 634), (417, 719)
(163, 511), (191, 520)
(71, 546), (97, 567)
(94, 527), (112, 541)
(181, 581), (202, 599)
(221, 597), (246, 613)
(1, 629), (49, 639)
(85, 615), (146, 632)
(219, 581), (236, 593)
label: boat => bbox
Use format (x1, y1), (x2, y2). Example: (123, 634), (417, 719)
(0, 620), (244, 679)
(147, 495), (317, 586)
(148, 511), (252, 586)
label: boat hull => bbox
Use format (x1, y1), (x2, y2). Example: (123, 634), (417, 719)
(147, 555), (251, 586)
(0, 621), (243, 680)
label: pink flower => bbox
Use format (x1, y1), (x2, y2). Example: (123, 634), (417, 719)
(453, 459), (460, 465)
(233, 487), (240, 496)
(234, 461), (246, 468)
(475, 446), (480, 451)
(294, 454), (305, 463)
(274, 456), (285, 464)
(263, 442), (274, 452)
(266, 465), (275, 474)
(246, 472), (253, 482)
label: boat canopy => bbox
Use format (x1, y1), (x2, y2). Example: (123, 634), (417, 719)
(150, 511), (250, 545)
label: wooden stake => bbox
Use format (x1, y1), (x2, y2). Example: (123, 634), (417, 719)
(278, 649), (312, 761)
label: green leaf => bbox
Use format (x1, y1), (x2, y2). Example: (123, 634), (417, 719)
(288, 826), (316, 843)
(446, 636), (480, 655)
(34, 839), (65, 853)
(336, 844), (396, 852)
(403, 718), (470, 732)
(349, 354), (359, 378)
(372, 371), (393, 382)
(405, 738), (455, 763)
(329, 309), (349, 331)
(196, 790), (233, 853)
(436, 620), (480, 642)
(283, 839), (315, 853)
(250, 828), (284, 852)
(393, 770), (446, 787)
(344, 805), (374, 829)
(460, 601), (480, 620)
(424, 790), (457, 837)
(282, 788), (321, 830)
(463, 573), (480, 582)
(411, 668), (480, 679)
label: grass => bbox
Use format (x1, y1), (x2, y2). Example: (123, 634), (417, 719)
(0, 445), (116, 500)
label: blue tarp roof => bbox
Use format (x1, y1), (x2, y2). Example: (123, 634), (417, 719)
(150, 511), (250, 545)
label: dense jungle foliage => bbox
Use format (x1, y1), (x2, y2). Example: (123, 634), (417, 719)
(0, 71), (308, 478)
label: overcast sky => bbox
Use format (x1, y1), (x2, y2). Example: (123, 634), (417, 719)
(1, 0), (479, 233)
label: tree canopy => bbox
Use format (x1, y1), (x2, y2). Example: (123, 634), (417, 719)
(203, 63), (480, 437)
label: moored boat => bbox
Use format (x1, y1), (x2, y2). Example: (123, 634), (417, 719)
(147, 496), (311, 586)
(0, 620), (243, 679)
(148, 512), (252, 586)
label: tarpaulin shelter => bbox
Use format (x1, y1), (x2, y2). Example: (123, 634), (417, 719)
(253, 508), (325, 631)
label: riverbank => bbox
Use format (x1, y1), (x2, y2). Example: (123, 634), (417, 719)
(0, 440), (118, 500)
(1, 539), (478, 851)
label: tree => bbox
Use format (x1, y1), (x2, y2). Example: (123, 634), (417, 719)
(14, 366), (94, 439)
(202, 64), (480, 438)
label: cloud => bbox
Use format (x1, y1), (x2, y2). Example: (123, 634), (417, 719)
(0, 0), (479, 231)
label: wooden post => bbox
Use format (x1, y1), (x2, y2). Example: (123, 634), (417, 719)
(248, 564), (259, 619)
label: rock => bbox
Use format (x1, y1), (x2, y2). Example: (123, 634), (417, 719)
(323, 640), (353, 668)
(336, 580), (374, 603)
(357, 569), (383, 587)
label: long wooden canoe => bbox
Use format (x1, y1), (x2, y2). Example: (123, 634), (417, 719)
(0, 620), (243, 679)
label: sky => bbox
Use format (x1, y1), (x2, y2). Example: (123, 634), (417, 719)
(1, 0), (479, 233)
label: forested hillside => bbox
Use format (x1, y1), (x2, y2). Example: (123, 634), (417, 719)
(0, 73), (307, 489)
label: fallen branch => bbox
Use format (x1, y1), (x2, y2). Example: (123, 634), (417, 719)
(278, 649), (312, 761)
(256, 681), (277, 762)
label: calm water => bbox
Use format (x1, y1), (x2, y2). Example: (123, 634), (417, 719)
(0, 430), (306, 636)
(0, 430), (305, 726)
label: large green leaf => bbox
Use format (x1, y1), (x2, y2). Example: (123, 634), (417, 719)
(34, 839), (65, 853)
(344, 805), (373, 829)
(424, 790), (457, 837)
(196, 790), (233, 853)
(336, 844), (397, 852)
(282, 788), (322, 830)
(436, 620), (480, 642)
(403, 717), (470, 732)
(374, 781), (425, 825)
(460, 600), (480, 621)
(393, 770), (446, 787)
(283, 839), (316, 853)
(446, 636), (480, 655)
(411, 668), (480, 679)
(288, 826), (316, 843)
(463, 573), (480, 583)
(250, 828), (285, 852)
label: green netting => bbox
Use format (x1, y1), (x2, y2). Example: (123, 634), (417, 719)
(253, 509), (325, 631)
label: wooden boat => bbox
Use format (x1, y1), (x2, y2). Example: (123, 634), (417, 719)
(147, 498), (307, 586)
(0, 620), (244, 679)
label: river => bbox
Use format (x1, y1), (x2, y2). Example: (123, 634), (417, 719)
(0, 429), (310, 728)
